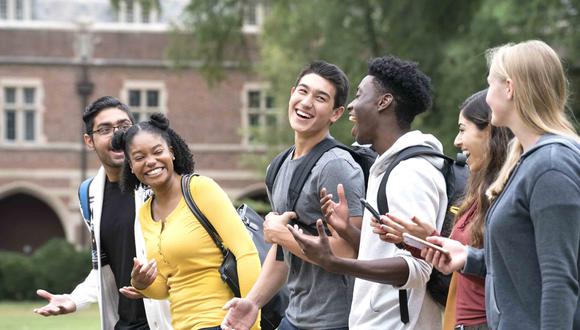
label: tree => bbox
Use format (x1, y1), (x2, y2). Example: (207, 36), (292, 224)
(171, 0), (580, 156)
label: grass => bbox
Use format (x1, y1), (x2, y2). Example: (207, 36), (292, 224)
(0, 301), (99, 330)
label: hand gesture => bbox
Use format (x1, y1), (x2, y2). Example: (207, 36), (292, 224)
(130, 258), (157, 290)
(287, 219), (336, 271)
(33, 289), (76, 316)
(384, 214), (436, 241)
(263, 211), (296, 244)
(119, 286), (146, 300)
(221, 297), (259, 330)
(320, 185), (350, 235)
(421, 236), (467, 275)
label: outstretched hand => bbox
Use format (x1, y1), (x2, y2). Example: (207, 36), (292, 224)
(130, 258), (157, 290)
(373, 213), (437, 244)
(221, 297), (259, 330)
(33, 289), (76, 316)
(421, 236), (467, 275)
(320, 184), (350, 235)
(287, 219), (336, 271)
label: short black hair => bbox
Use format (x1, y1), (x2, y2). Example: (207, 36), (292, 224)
(111, 112), (195, 192)
(295, 60), (350, 109)
(83, 96), (134, 134)
(368, 56), (432, 129)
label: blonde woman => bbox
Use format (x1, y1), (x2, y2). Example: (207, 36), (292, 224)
(423, 40), (580, 329)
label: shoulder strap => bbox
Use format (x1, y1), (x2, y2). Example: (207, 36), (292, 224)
(180, 174), (228, 257)
(78, 177), (94, 221)
(377, 145), (451, 215)
(265, 146), (294, 195)
(287, 138), (339, 211)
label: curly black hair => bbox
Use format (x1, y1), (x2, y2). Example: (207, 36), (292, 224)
(111, 112), (195, 192)
(368, 56), (433, 129)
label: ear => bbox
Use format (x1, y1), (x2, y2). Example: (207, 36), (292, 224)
(83, 134), (95, 151)
(505, 78), (514, 100)
(170, 147), (175, 160)
(290, 86), (295, 96)
(330, 106), (345, 123)
(377, 93), (394, 112)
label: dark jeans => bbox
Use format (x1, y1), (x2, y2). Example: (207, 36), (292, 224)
(199, 327), (221, 330)
(278, 318), (349, 330)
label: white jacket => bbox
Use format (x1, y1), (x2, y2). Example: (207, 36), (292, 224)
(69, 167), (172, 330)
(349, 131), (446, 330)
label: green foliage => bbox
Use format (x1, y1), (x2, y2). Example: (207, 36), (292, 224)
(0, 251), (36, 300)
(32, 239), (92, 295)
(0, 239), (90, 301)
(174, 0), (580, 156)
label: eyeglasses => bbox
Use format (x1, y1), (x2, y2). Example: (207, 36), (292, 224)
(90, 122), (132, 136)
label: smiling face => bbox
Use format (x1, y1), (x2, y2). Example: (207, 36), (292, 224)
(127, 131), (175, 190)
(347, 75), (383, 145)
(288, 73), (343, 137)
(454, 111), (490, 173)
(84, 108), (132, 171)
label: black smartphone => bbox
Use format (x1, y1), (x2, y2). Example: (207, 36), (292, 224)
(359, 198), (382, 224)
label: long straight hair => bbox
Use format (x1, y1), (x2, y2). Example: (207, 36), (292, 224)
(454, 90), (513, 247)
(486, 40), (579, 200)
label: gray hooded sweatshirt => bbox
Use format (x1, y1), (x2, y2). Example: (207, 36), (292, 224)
(464, 134), (580, 329)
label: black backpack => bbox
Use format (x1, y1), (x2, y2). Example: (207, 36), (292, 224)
(265, 137), (375, 241)
(376, 145), (468, 323)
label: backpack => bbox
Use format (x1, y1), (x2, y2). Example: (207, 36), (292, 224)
(265, 137), (376, 238)
(375, 145), (468, 323)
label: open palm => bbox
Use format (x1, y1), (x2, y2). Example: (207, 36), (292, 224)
(320, 184), (350, 234)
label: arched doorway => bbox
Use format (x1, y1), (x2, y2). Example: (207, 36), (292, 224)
(0, 193), (65, 254)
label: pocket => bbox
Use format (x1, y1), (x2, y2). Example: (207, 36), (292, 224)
(485, 275), (501, 329)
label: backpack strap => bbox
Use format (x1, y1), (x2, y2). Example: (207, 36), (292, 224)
(268, 138), (340, 260)
(181, 174), (228, 256)
(377, 145), (452, 215)
(375, 145), (452, 324)
(78, 177), (94, 222)
(288, 138), (338, 210)
(265, 146), (294, 196)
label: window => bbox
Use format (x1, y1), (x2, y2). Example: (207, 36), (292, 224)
(242, 84), (278, 144)
(122, 81), (166, 122)
(1, 83), (42, 144)
(0, 0), (30, 21)
(117, 0), (159, 24)
(242, 0), (264, 34)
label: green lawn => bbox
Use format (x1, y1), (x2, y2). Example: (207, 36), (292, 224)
(0, 301), (99, 330)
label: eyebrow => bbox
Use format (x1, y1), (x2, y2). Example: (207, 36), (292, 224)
(96, 119), (131, 128)
(297, 83), (332, 100)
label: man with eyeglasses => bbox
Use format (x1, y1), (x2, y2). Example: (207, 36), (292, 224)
(33, 96), (171, 330)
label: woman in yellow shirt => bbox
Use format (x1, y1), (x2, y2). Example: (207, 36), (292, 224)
(112, 113), (261, 330)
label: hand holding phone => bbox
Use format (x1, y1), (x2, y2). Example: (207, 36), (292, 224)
(402, 233), (450, 256)
(359, 198), (382, 224)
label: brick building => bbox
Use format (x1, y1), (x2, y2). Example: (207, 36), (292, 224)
(0, 0), (274, 253)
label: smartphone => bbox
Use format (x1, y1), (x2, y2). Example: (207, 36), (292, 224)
(359, 198), (383, 224)
(402, 233), (450, 256)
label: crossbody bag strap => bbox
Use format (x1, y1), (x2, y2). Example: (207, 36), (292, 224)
(180, 174), (228, 256)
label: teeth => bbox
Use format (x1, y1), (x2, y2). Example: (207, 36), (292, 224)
(349, 115), (357, 123)
(146, 168), (162, 176)
(296, 110), (313, 119)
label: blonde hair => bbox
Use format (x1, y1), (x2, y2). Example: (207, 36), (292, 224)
(486, 40), (579, 200)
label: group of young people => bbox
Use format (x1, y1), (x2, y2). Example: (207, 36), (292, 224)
(32, 39), (579, 330)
